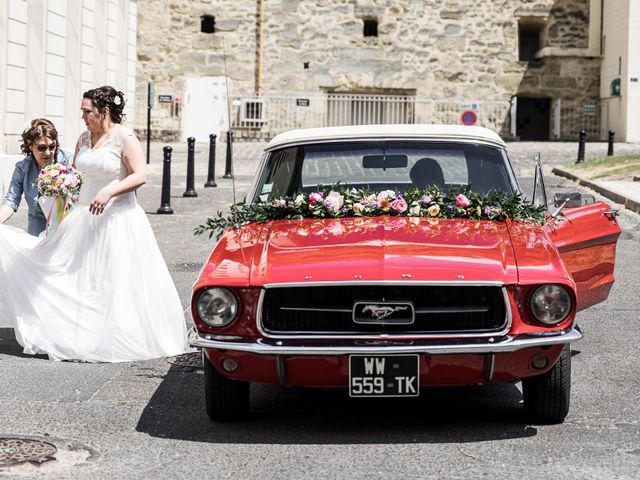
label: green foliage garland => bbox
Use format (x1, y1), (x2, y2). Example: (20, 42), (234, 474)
(194, 185), (547, 240)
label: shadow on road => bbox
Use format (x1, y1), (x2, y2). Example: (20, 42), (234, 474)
(136, 364), (537, 444)
(0, 328), (48, 360)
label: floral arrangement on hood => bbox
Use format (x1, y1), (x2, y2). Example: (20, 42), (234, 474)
(194, 185), (548, 239)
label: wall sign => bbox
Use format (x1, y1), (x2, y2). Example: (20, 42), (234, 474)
(610, 78), (621, 97)
(158, 95), (173, 103)
(296, 98), (310, 107)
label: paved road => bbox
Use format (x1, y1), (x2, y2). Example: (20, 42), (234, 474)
(0, 140), (639, 479)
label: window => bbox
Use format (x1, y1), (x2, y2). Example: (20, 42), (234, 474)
(253, 142), (513, 202)
(518, 22), (541, 61)
(240, 99), (265, 122)
(201, 15), (215, 34)
(363, 19), (378, 37)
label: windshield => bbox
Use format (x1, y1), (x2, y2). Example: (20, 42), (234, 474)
(253, 141), (515, 202)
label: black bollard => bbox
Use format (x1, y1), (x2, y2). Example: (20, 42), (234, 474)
(223, 130), (233, 179)
(576, 129), (587, 164)
(607, 130), (615, 156)
(157, 146), (174, 214)
(204, 134), (217, 187)
(183, 137), (198, 197)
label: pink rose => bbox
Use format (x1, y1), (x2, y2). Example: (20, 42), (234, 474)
(390, 198), (408, 213)
(455, 194), (471, 207)
(309, 192), (324, 205)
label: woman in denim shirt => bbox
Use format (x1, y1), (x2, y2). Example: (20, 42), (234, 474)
(0, 119), (73, 236)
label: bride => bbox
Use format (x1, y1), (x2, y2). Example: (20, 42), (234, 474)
(0, 86), (190, 362)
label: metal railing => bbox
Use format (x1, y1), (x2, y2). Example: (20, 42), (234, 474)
(556, 99), (602, 140)
(230, 93), (511, 140)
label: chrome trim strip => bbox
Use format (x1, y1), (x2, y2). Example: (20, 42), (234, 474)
(257, 285), (512, 339)
(280, 307), (352, 313)
(264, 137), (507, 153)
(415, 306), (489, 314)
(189, 327), (582, 355)
(263, 280), (505, 288)
(484, 354), (495, 383)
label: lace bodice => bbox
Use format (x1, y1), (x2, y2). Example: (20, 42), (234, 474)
(75, 126), (136, 208)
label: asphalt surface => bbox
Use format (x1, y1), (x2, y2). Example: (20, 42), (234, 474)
(0, 139), (639, 479)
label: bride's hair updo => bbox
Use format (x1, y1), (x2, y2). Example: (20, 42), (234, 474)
(20, 120), (59, 156)
(83, 85), (126, 124)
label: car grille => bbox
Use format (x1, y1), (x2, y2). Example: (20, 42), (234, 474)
(260, 285), (508, 335)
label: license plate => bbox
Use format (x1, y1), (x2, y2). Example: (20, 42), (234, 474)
(349, 355), (419, 397)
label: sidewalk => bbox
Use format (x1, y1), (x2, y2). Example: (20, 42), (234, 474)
(552, 167), (640, 214)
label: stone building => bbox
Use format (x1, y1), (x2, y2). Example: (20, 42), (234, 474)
(134, 0), (637, 142)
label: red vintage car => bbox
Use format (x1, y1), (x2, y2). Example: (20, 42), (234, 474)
(190, 124), (620, 423)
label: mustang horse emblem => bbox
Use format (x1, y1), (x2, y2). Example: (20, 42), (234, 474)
(361, 304), (408, 320)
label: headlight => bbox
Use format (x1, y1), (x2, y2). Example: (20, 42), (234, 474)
(196, 287), (238, 327)
(529, 284), (572, 325)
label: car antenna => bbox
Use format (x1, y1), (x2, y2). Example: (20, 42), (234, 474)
(222, 36), (237, 210)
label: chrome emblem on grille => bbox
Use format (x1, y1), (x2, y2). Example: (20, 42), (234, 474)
(353, 302), (415, 325)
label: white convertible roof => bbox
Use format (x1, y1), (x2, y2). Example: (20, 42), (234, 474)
(265, 124), (506, 151)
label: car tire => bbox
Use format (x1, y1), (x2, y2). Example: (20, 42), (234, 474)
(522, 344), (571, 424)
(203, 353), (249, 421)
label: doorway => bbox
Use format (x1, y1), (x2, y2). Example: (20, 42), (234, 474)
(182, 77), (229, 142)
(516, 97), (551, 140)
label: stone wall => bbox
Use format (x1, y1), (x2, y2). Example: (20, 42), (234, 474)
(136, 0), (599, 140)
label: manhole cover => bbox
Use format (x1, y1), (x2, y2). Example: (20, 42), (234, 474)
(0, 438), (57, 467)
(167, 351), (203, 369)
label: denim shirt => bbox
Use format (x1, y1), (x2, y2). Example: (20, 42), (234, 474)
(2, 149), (74, 236)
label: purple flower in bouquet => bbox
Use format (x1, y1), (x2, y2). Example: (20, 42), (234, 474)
(420, 194), (433, 205)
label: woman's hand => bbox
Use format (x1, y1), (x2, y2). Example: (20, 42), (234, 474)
(89, 188), (113, 215)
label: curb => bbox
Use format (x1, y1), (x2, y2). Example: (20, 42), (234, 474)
(552, 167), (640, 214)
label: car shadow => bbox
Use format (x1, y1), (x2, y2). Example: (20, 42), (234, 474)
(0, 328), (48, 360)
(135, 364), (538, 444)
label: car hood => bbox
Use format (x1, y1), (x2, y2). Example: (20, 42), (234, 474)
(242, 217), (520, 285)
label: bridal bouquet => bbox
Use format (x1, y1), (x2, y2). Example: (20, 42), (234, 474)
(36, 163), (83, 236)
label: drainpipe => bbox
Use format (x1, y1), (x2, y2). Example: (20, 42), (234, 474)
(255, 0), (264, 95)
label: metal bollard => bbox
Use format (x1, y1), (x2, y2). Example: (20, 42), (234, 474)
(157, 146), (174, 214)
(223, 130), (233, 179)
(607, 130), (615, 156)
(183, 137), (198, 197)
(204, 134), (217, 187)
(576, 129), (587, 164)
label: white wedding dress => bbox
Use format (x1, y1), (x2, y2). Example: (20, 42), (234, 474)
(0, 126), (190, 362)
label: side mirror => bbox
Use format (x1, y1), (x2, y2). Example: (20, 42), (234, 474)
(531, 153), (548, 208)
(551, 192), (596, 215)
(554, 192), (582, 209)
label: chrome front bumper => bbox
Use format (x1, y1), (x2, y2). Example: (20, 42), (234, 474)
(188, 327), (582, 356)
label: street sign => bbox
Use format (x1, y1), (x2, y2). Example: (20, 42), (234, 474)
(296, 98), (310, 107)
(158, 95), (172, 103)
(147, 82), (154, 108)
(461, 109), (478, 126)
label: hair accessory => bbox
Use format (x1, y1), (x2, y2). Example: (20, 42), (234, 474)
(113, 95), (122, 106)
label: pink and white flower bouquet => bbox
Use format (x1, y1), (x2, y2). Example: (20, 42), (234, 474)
(36, 163), (83, 236)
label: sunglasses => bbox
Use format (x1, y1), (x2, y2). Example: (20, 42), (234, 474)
(36, 144), (57, 152)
